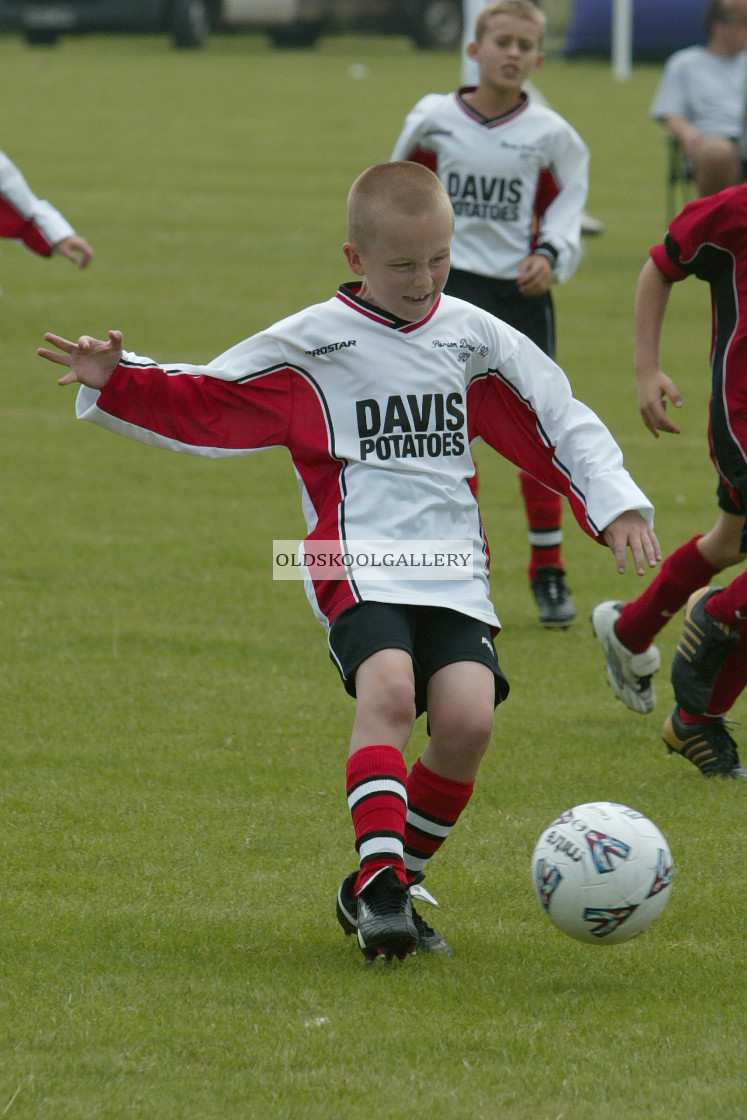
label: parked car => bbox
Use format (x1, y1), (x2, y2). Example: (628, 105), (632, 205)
(0, 0), (463, 50)
(338, 0), (463, 50)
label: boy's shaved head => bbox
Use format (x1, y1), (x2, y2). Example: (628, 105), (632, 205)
(347, 162), (454, 251)
(474, 0), (546, 40)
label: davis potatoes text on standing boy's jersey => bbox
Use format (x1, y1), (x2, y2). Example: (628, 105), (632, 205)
(75, 286), (651, 629)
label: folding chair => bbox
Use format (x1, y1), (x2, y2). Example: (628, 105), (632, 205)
(665, 135), (695, 223)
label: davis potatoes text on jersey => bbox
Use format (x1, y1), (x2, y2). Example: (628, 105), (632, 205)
(356, 392), (466, 461)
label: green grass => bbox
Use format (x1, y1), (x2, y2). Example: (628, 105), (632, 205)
(0, 29), (743, 1120)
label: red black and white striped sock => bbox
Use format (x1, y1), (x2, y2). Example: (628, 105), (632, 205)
(520, 470), (564, 581)
(346, 744), (408, 895)
(404, 757), (474, 880)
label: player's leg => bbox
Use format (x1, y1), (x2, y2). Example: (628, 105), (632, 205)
(708, 631), (747, 716)
(506, 289), (575, 627)
(329, 604), (419, 959)
(670, 570), (747, 715)
(391, 613), (508, 954)
(662, 468), (747, 776)
(591, 512), (746, 713)
(404, 609), (506, 874)
(691, 135), (742, 197)
(401, 657), (497, 955)
(344, 648), (423, 960)
(421, 659), (497, 781)
(668, 488), (747, 716)
(520, 470), (575, 627)
(508, 290), (574, 627)
(696, 509), (747, 569)
(663, 621), (747, 779)
(396, 611), (508, 951)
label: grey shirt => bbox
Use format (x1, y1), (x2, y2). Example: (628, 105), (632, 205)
(650, 46), (747, 137)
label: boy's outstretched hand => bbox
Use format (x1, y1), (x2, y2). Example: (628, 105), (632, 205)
(38, 329), (123, 389)
(603, 511), (661, 576)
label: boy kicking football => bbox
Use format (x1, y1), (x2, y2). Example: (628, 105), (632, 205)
(39, 162), (659, 960)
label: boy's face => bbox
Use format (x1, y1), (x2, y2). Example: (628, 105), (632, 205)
(343, 206), (452, 322)
(468, 13), (543, 92)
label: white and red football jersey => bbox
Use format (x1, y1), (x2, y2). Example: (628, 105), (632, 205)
(0, 150), (75, 257)
(391, 90), (588, 283)
(76, 286), (652, 630)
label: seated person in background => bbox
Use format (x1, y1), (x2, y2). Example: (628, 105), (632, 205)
(650, 0), (747, 197)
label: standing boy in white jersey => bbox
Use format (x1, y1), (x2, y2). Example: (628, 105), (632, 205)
(392, 0), (589, 628)
(39, 162), (659, 963)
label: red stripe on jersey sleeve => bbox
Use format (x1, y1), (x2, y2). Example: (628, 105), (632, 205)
(467, 374), (599, 542)
(97, 361), (359, 625)
(0, 196), (53, 256)
(97, 363), (291, 450)
(530, 167), (560, 253)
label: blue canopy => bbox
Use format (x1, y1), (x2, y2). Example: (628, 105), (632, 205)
(565, 0), (708, 61)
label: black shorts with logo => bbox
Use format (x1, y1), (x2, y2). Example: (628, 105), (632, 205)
(328, 601), (510, 717)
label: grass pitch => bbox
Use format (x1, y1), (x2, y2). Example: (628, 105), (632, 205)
(0, 29), (744, 1120)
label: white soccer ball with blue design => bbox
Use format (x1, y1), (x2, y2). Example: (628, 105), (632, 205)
(531, 801), (674, 944)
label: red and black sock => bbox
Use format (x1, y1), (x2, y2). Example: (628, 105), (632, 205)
(403, 757), (474, 881)
(346, 744), (408, 895)
(615, 536), (719, 653)
(520, 470), (564, 581)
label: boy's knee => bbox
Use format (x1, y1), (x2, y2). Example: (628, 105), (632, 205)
(367, 673), (417, 728)
(442, 703), (495, 752)
(698, 517), (747, 569)
(693, 138), (741, 193)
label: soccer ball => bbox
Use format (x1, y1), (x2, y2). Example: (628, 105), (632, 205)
(531, 801), (674, 945)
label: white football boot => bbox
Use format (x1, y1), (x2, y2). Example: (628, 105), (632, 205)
(590, 601), (660, 714)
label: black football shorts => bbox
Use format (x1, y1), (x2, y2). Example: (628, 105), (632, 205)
(328, 600), (509, 717)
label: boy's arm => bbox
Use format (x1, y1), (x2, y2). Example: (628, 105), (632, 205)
(532, 123), (589, 284)
(40, 329), (292, 457)
(634, 257), (683, 437)
(390, 96), (438, 164)
(0, 149), (90, 262)
(468, 332), (657, 573)
(38, 330), (123, 389)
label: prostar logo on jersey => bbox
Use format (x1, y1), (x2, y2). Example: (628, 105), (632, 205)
(304, 340), (357, 357)
(446, 172), (521, 222)
(356, 392), (466, 461)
